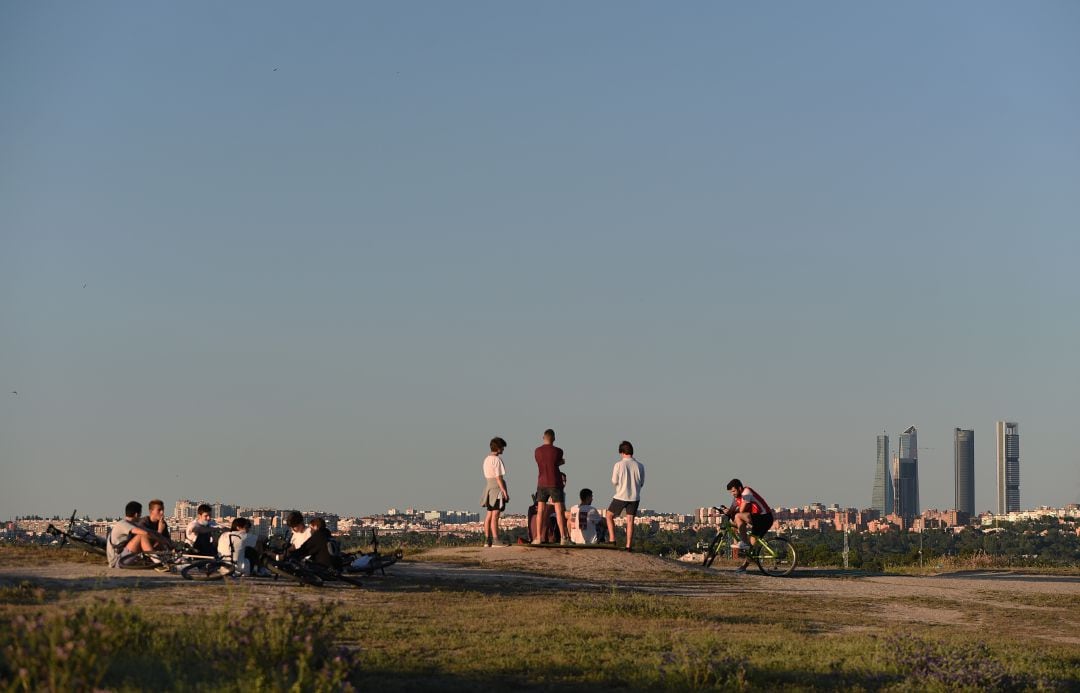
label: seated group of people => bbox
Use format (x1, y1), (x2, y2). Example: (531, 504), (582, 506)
(106, 500), (336, 575)
(527, 488), (609, 545)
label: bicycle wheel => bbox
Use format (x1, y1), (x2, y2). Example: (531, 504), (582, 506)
(753, 536), (797, 577)
(181, 559), (231, 581)
(267, 559), (324, 587)
(702, 532), (725, 568)
(118, 552), (163, 570)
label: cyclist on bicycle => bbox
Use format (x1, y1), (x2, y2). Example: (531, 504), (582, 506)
(723, 479), (774, 571)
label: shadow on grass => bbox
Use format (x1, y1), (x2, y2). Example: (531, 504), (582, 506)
(346, 663), (902, 692)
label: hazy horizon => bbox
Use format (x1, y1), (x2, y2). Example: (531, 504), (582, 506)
(3, 2), (1079, 519)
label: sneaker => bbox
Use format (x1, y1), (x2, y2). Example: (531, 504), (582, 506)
(732, 541), (751, 550)
(530, 538), (543, 545)
(560, 538), (571, 546)
(624, 546), (633, 552)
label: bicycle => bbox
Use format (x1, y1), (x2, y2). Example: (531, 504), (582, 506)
(701, 506), (797, 577)
(45, 510), (107, 556)
(178, 533), (321, 586)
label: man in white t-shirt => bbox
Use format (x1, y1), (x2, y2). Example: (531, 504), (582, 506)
(569, 488), (603, 545)
(606, 440), (645, 551)
(107, 501), (157, 568)
(286, 511), (311, 551)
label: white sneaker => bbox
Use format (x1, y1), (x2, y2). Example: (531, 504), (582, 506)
(530, 538), (543, 545)
(732, 541), (750, 550)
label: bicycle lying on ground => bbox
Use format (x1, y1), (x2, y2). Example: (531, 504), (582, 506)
(180, 528), (403, 587)
(701, 506), (798, 577)
(45, 510), (107, 556)
(181, 531), (321, 587)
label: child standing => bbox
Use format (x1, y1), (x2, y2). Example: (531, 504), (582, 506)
(605, 441), (645, 551)
(479, 436), (509, 547)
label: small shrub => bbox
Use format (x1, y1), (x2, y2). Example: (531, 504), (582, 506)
(0, 597), (360, 692)
(885, 634), (1015, 691)
(0, 581), (47, 605)
(657, 639), (747, 690)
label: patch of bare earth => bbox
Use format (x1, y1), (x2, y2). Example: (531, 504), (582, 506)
(3, 548), (1079, 644)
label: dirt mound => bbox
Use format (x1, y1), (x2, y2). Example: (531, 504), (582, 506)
(412, 545), (715, 586)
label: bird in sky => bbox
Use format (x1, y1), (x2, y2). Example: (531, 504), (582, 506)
(10, 391), (16, 396)
(82, 284), (87, 288)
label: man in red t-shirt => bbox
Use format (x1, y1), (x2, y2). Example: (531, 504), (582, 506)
(723, 478), (774, 566)
(533, 428), (569, 545)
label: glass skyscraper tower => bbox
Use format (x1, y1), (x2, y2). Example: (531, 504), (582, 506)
(996, 421), (1020, 514)
(872, 432), (891, 516)
(892, 425), (919, 520)
(954, 428), (975, 516)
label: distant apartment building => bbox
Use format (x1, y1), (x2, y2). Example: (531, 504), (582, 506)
(954, 428), (975, 516)
(872, 432), (892, 516)
(996, 421), (1020, 514)
(892, 426), (919, 521)
(212, 503), (237, 519)
(173, 499), (199, 522)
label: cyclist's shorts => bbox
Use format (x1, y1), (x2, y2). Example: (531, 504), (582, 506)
(750, 513), (774, 537)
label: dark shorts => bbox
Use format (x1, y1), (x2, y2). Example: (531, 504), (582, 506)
(536, 486), (565, 504)
(607, 499), (640, 517)
(750, 513), (774, 537)
(483, 498), (505, 512)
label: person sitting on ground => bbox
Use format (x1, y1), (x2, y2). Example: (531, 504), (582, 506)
(723, 478), (774, 573)
(217, 517), (260, 576)
(185, 503), (218, 557)
(569, 488), (604, 545)
(285, 511), (310, 552)
(524, 493), (561, 544)
(293, 517), (335, 569)
(138, 498), (171, 549)
(107, 501), (158, 568)
(605, 440), (645, 552)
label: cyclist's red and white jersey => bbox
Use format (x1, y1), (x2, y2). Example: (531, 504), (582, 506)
(736, 487), (772, 516)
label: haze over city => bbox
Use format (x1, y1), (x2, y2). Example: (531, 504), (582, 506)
(3, 2), (1079, 519)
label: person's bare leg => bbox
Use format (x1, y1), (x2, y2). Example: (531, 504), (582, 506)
(533, 501), (547, 543)
(554, 502), (568, 542)
(606, 510), (617, 545)
(624, 515), (635, 549)
(734, 513), (750, 544)
(491, 509), (501, 544)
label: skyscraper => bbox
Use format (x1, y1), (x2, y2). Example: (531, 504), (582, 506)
(872, 432), (891, 516)
(996, 421), (1020, 514)
(954, 428), (975, 516)
(892, 425), (919, 520)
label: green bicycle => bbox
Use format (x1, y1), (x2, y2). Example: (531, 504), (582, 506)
(701, 506), (797, 577)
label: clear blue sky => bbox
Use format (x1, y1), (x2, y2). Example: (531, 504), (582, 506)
(3, 2), (1079, 519)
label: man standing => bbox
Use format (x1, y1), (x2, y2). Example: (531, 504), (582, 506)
(533, 428), (569, 545)
(606, 441), (645, 551)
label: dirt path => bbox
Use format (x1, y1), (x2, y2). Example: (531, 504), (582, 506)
(3, 547), (1079, 644)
